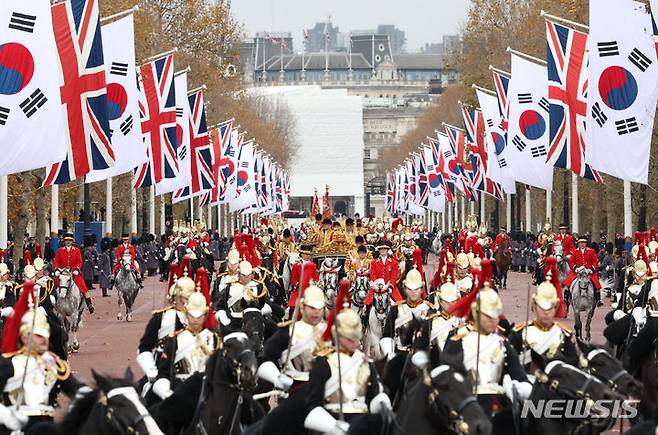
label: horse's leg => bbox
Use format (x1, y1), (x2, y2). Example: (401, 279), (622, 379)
(71, 310), (80, 352)
(586, 303), (595, 342)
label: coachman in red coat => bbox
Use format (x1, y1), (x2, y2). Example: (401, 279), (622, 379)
(53, 233), (94, 312)
(287, 244), (319, 308)
(365, 242), (402, 304)
(554, 224), (575, 256)
(564, 237), (601, 302)
(113, 235), (140, 274)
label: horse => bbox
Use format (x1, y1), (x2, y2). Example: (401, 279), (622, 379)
(431, 232), (443, 255)
(523, 350), (622, 435)
(570, 267), (597, 341)
(55, 267), (83, 353)
(281, 252), (299, 299)
(318, 257), (340, 308)
(364, 280), (392, 361)
(60, 367), (164, 435)
(350, 267), (370, 317)
(113, 254), (140, 322)
(493, 239), (511, 289)
(393, 362), (492, 435)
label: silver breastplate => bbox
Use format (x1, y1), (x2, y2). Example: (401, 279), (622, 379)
(174, 330), (215, 380)
(324, 351), (370, 414)
(281, 321), (326, 381)
(462, 332), (506, 395)
(6, 353), (60, 416)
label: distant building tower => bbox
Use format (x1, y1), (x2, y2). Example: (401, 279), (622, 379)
(350, 34), (392, 75)
(376, 25), (406, 53)
(305, 21), (340, 53)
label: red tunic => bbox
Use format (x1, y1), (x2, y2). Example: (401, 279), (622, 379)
(113, 244), (139, 273)
(288, 261), (319, 308)
(554, 233), (575, 256)
(53, 246), (88, 293)
(565, 247), (601, 289)
(365, 257), (402, 304)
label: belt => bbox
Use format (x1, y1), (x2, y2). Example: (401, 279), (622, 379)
(19, 405), (54, 417)
(325, 400), (368, 414)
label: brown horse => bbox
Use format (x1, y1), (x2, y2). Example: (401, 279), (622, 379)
(494, 239), (511, 288)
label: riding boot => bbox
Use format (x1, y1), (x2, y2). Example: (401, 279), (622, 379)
(84, 294), (95, 314)
(102, 288), (109, 297)
(595, 289), (603, 307)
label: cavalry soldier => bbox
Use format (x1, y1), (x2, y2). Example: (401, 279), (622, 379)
(151, 292), (221, 401)
(493, 226), (512, 256)
(424, 263), (464, 354)
(365, 241), (402, 304)
(364, 224), (380, 253)
(113, 234), (143, 288)
(136, 269), (195, 382)
(0, 263), (15, 313)
(257, 225), (276, 272)
(259, 285), (328, 394)
(212, 248), (241, 306)
(455, 252), (474, 296)
(302, 309), (390, 434)
(287, 244), (319, 311)
(443, 278), (531, 426)
(565, 237), (602, 306)
(395, 232), (423, 280)
(276, 228), (297, 276)
(215, 260), (268, 332)
(509, 267), (576, 371)
(627, 275), (658, 380)
(553, 224), (575, 257)
(53, 233), (94, 313)
(1, 282), (86, 431)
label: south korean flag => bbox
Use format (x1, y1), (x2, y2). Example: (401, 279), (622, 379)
(0, 0), (68, 175)
(586, 0), (658, 184)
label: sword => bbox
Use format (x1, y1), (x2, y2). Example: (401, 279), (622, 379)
(521, 282), (532, 366)
(474, 290), (481, 395)
(15, 290), (38, 412)
(332, 303), (345, 423)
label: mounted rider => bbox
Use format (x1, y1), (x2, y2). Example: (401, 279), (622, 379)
(256, 224), (276, 272)
(212, 248), (241, 306)
(0, 263), (16, 314)
(493, 226), (512, 256)
(275, 228), (297, 276)
(365, 241), (402, 305)
(53, 233), (94, 314)
(113, 234), (143, 289)
(564, 236), (602, 306)
(454, 252), (474, 296)
(151, 291), (220, 401)
(553, 224), (575, 257)
(395, 231), (424, 285)
(287, 243), (319, 312)
(346, 244), (372, 281)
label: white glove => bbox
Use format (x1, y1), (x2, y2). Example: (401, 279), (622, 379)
(136, 352), (158, 380)
(304, 406), (349, 434)
(215, 310), (231, 326)
(0, 307), (13, 318)
(274, 374), (294, 391)
(369, 392), (392, 414)
(261, 303), (273, 316)
(632, 307), (647, 327)
(73, 269), (79, 275)
(411, 351), (429, 370)
(0, 406), (27, 431)
(151, 378), (173, 400)
(379, 337), (394, 360)
(331, 420), (350, 435)
(50, 295), (56, 306)
(54, 270), (60, 277)
(503, 375), (531, 401)
(613, 310), (626, 321)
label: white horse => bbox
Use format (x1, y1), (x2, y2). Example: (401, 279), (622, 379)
(552, 242), (571, 285)
(570, 267), (596, 342)
(431, 232), (443, 255)
(281, 252), (299, 297)
(364, 279), (392, 361)
(55, 268), (83, 353)
(114, 254), (140, 322)
(319, 257), (341, 309)
(350, 267), (370, 317)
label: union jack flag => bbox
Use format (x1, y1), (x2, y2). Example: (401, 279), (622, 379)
(651, 0), (658, 56)
(208, 120), (233, 204)
(173, 90), (214, 199)
(444, 125), (476, 200)
(545, 19), (602, 182)
(44, 0), (114, 186)
(415, 153), (429, 208)
(134, 54), (178, 188)
(491, 69), (510, 131)
(461, 105), (503, 199)
(386, 172), (396, 213)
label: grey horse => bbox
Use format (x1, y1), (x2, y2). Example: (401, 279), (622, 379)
(350, 267), (370, 318)
(570, 267), (596, 341)
(114, 255), (140, 321)
(55, 268), (83, 353)
(364, 279), (392, 361)
(318, 257), (340, 309)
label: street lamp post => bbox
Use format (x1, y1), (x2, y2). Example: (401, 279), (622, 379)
(83, 177), (91, 244)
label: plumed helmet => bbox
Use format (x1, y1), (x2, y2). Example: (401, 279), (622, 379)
(404, 268), (424, 290)
(227, 249), (241, 266)
(333, 309), (363, 341)
(239, 260), (253, 276)
(471, 286), (503, 319)
(173, 276), (196, 299)
(456, 253), (470, 269)
(185, 292), (209, 318)
(634, 259), (648, 277)
(650, 241), (658, 255)
(533, 281), (560, 310)
(20, 308), (50, 339)
(439, 276), (459, 303)
(0, 263), (9, 276)
(33, 257), (44, 272)
(301, 285), (325, 310)
(23, 265), (36, 280)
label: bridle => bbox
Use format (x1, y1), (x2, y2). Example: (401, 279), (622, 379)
(426, 365), (478, 435)
(585, 349), (633, 394)
(103, 387), (156, 435)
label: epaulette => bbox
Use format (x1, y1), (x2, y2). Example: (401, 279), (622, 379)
(152, 305), (174, 315)
(555, 322), (573, 335)
(277, 319), (293, 328)
(314, 347), (334, 357)
(424, 312), (440, 320)
(450, 333), (467, 341)
(52, 353), (71, 381)
(512, 321), (528, 332)
(424, 300), (436, 310)
(2, 351), (19, 358)
(395, 300), (406, 306)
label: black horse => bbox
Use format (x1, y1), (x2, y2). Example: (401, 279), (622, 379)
(60, 368), (163, 435)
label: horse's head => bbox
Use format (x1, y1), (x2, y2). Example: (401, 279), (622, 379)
(577, 339), (643, 401)
(89, 367), (163, 435)
(121, 254), (132, 269)
(424, 364), (491, 435)
(371, 279), (391, 316)
(220, 332), (258, 390)
(531, 350), (623, 428)
(553, 241), (564, 259)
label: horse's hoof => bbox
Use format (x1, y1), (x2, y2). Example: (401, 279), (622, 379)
(127, 314), (132, 322)
(117, 313), (123, 321)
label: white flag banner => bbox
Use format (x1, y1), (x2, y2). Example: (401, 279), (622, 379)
(476, 89), (516, 194)
(405, 159), (424, 215)
(585, 0), (658, 183)
(87, 15), (144, 183)
(156, 72), (190, 195)
(229, 140), (257, 211)
(220, 128), (241, 204)
(423, 145), (446, 213)
(506, 54), (554, 190)
(0, 0), (68, 175)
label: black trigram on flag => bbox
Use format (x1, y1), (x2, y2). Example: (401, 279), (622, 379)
(427, 164), (435, 172)
(517, 93), (532, 104)
(110, 62), (129, 76)
(19, 88), (47, 118)
(240, 162), (248, 168)
(120, 114), (133, 135)
(628, 48), (652, 72)
(0, 107), (9, 126)
(512, 135), (526, 152)
(178, 145), (187, 160)
(176, 108), (184, 117)
(615, 117), (639, 135)
(538, 97), (550, 113)
(498, 158), (507, 168)
(486, 118), (494, 128)
(597, 41), (619, 57)
(591, 102), (608, 127)
(9, 12), (36, 33)
(530, 145), (547, 158)
(244, 184), (252, 192)
(443, 150), (453, 158)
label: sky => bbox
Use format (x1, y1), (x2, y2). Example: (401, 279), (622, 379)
(230, 0), (471, 52)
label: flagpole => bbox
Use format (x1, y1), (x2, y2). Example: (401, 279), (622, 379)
(460, 196), (466, 228)
(472, 84), (497, 96)
(545, 189), (552, 229)
(106, 178), (113, 235)
(50, 185), (59, 237)
(571, 173), (579, 234)
(488, 65), (511, 78)
(525, 188), (532, 233)
(160, 196), (166, 236)
(174, 67), (191, 78)
(506, 193), (512, 231)
(506, 47), (547, 66)
(188, 85), (207, 95)
(149, 185), (155, 235)
(100, 5), (139, 24)
(624, 181), (632, 237)
(130, 176), (137, 234)
(480, 192), (485, 226)
(540, 10), (589, 31)
(0, 176), (7, 248)
(142, 47), (178, 65)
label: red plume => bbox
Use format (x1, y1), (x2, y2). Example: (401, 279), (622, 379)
(23, 250), (32, 266)
(178, 256), (193, 279)
(322, 278), (351, 341)
(634, 231), (642, 246)
(638, 244), (652, 277)
(448, 259), (493, 318)
(2, 280), (35, 353)
(544, 256), (567, 318)
(651, 227), (657, 243)
(167, 262), (178, 297)
(195, 268), (217, 330)
(444, 239), (455, 257)
(413, 247), (424, 277)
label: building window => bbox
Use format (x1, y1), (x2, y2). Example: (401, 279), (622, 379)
(364, 149), (371, 159)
